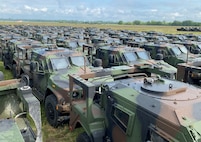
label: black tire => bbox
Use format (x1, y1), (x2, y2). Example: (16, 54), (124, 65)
(0, 71), (4, 81)
(12, 64), (18, 78)
(45, 95), (59, 127)
(76, 132), (91, 142)
(21, 74), (30, 86)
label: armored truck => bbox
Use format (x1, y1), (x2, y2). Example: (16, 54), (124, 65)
(142, 42), (201, 67)
(69, 72), (201, 142)
(95, 45), (177, 79)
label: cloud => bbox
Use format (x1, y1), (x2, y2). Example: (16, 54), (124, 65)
(170, 12), (183, 17)
(150, 9), (158, 12)
(24, 5), (48, 12)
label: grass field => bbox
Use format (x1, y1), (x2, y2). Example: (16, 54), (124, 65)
(0, 21), (200, 142)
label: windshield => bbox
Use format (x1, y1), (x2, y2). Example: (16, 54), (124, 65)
(136, 51), (150, 60)
(171, 46), (182, 56)
(123, 52), (137, 62)
(68, 41), (78, 49)
(197, 44), (201, 49)
(70, 56), (88, 66)
(50, 58), (69, 70)
(178, 46), (188, 54)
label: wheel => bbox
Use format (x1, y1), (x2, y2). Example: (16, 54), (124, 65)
(12, 64), (19, 78)
(76, 132), (91, 142)
(0, 71), (4, 81)
(45, 95), (59, 127)
(21, 74), (30, 86)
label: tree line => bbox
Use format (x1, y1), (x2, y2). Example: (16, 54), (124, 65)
(118, 20), (201, 26)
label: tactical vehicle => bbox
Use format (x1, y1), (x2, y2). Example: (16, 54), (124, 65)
(2, 38), (41, 71)
(95, 45), (177, 79)
(69, 72), (201, 142)
(14, 46), (104, 127)
(0, 33), (22, 60)
(142, 42), (201, 67)
(173, 40), (201, 54)
(0, 78), (42, 142)
(177, 61), (201, 86)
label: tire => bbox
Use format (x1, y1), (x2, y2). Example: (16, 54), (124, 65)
(0, 71), (4, 81)
(45, 94), (59, 127)
(76, 132), (91, 142)
(12, 64), (18, 78)
(21, 74), (30, 86)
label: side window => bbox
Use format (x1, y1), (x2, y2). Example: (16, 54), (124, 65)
(112, 104), (134, 135)
(38, 60), (44, 71)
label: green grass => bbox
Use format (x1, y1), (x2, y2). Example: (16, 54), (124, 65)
(41, 104), (84, 142)
(0, 61), (13, 80)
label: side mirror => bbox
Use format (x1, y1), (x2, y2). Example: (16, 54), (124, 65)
(93, 58), (102, 67)
(156, 53), (164, 60)
(30, 61), (39, 72)
(193, 49), (200, 54)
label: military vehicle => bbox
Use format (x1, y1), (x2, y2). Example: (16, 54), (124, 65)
(177, 61), (201, 86)
(2, 38), (41, 71)
(0, 78), (42, 142)
(0, 32), (22, 60)
(142, 42), (201, 67)
(173, 40), (201, 54)
(69, 71), (201, 142)
(95, 45), (177, 79)
(13, 46), (104, 127)
(177, 27), (201, 32)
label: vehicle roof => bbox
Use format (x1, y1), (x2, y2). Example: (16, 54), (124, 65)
(99, 45), (146, 52)
(108, 76), (201, 126)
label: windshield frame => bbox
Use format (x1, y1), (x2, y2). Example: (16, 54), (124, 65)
(123, 52), (138, 63)
(50, 57), (70, 71)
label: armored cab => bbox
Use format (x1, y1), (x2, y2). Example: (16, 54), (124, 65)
(69, 72), (201, 142)
(142, 42), (201, 67)
(177, 61), (201, 86)
(95, 45), (177, 79)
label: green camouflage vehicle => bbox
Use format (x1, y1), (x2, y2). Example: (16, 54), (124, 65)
(0, 33), (22, 60)
(69, 71), (201, 142)
(12, 43), (56, 78)
(2, 38), (41, 71)
(95, 45), (177, 79)
(142, 42), (201, 67)
(173, 41), (201, 54)
(177, 61), (201, 86)
(0, 78), (42, 142)
(16, 46), (105, 127)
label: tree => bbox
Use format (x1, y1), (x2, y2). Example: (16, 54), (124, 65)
(118, 20), (123, 25)
(133, 20), (141, 25)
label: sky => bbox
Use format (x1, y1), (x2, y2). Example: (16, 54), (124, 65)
(0, 0), (201, 22)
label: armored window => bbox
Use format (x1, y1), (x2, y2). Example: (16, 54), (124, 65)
(70, 56), (88, 67)
(178, 45), (188, 54)
(112, 104), (134, 135)
(50, 58), (69, 70)
(136, 51), (150, 60)
(38, 60), (44, 71)
(123, 52), (137, 63)
(171, 46), (182, 56)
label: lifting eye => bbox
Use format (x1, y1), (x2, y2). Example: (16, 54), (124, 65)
(169, 83), (173, 89)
